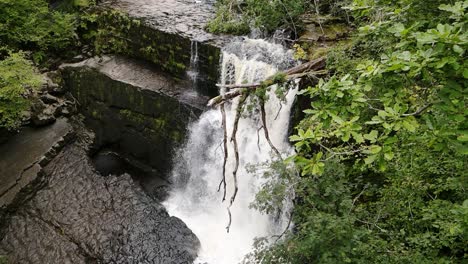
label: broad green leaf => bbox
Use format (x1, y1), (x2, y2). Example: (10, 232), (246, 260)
(364, 154), (378, 164)
(290, 135), (302, 142)
(384, 152), (394, 160)
(453, 45), (464, 55)
(457, 132), (468, 142)
(463, 68), (468, 79)
(342, 131), (351, 142)
(415, 32), (437, 44)
(330, 113), (344, 124)
(455, 144), (468, 155)
(352, 132), (365, 143)
(388, 23), (405, 36)
(402, 118), (418, 132)
(312, 162), (325, 175)
(364, 145), (382, 154)
(315, 151), (324, 161)
(378, 110), (388, 118)
(364, 130), (379, 142)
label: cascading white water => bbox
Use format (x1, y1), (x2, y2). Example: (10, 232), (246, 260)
(164, 39), (297, 264)
(187, 41), (199, 84)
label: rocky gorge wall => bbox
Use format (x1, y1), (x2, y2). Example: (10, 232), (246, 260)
(61, 56), (207, 176)
(0, 0), (229, 262)
(92, 7), (222, 97)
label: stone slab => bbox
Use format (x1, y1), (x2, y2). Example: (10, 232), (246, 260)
(61, 56), (209, 110)
(0, 118), (73, 207)
(103, 0), (229, 45)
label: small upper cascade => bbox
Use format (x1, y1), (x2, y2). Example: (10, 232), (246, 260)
(187, 41), (200, 85)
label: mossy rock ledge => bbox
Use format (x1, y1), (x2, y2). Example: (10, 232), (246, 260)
(61, 56), (208, 175)
(95, 0), (228, 97)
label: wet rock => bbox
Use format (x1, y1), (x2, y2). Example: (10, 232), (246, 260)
(42, 71), (66, 95)
(71, 54), (85, 63)
(31, 105), (57, 127)
(97, 0), (223, 96)
(40, 94), (59, 104)
(105, 0), (225, 46)
(0, 143), (200, 263)
(0, 118), (74, 209)
(60, 56), (207, 176)
(151, 185), (170, 202)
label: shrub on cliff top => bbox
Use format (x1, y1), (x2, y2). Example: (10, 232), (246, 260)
(0, 52), (41, 130)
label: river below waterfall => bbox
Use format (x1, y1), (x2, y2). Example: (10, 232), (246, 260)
(164, 39), (298, 264)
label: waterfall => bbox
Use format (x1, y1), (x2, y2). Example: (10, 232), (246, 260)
(187, 41), (199, 85)
(164, 39), (297, 264)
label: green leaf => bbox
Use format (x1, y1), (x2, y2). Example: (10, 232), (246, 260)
(388, 23), (405, 36)
(364, 145), (382, 154)
(415, 32), (437, 44)
(330, 113), (344, 124)
(463, 68), (468, 79)
(312, 162), (325, 175)
(457, 132), (468, 142)
(378, 110), (387, 118)
(342, 131), (351, 142)
(453, 45), (464, 55)
(402, 118), (418, 132)
(364, 130), (379, 142)
(364, 154), (378, 164)
(384, 152), (394, 160)
(290, 135), (302, 142)
(455, 144), (468, 155)
(352, 132), (365, 143)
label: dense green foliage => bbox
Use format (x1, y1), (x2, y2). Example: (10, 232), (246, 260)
(207, 0), (307, 34)
(207, 0), (351, 35)
(0, 52), (42, 130)
(247, 1), (468, 263)
(0, 0), (94, 130)
(0, 0), (77, 58)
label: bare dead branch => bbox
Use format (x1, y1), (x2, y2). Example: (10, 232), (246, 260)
(217, 104), (228, 201)
(207, 90), (243, 107)
(273, 212), (293, 243)
(226, 207), (232, 233)
(401, 104), (432, 117)
(208, 58), (327, 107)
(257, 125), (263, 151)
(260, 100), (282, 159)
(229, 93), (248, 206)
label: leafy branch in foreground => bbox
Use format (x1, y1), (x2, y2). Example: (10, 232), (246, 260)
(243, 1), (467, 263)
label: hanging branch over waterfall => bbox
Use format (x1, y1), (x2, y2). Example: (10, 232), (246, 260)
(229, 92), (249, 205)
(207, 57), (327, 107)
(212, 57), (327, 233)
(260, 99), (282, 159)
(225, 92), (248, 233)
(218, 104), (228, 201)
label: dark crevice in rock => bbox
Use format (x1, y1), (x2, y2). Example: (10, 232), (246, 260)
(91, 149), (171, 202)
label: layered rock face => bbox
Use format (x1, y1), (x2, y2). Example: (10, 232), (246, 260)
(0, 142), (199, 263)
(96, 0), (225, 97)
(61, 56), (207, 175)
(0, 0), (227, 262)
(0, 118), (74, 209)
(1, 53), (209, 264)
